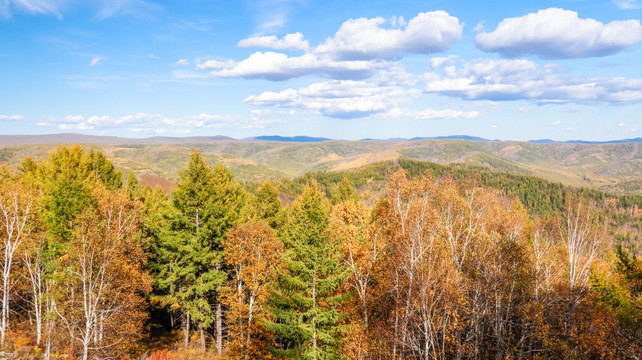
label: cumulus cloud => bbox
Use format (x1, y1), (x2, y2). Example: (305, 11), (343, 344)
(36, 112), (277, 132)
(245, 80), (410, 118)
(475, 8), (642, 59)
(244, 79), (479, 120)
(199, 52), (384, 81)
(424, 57), (642, 105)
(198, 11), (462, 81)
(238, 32), (309, 51)
(315, 11), (463, 60)
(244, 80), (423, 119)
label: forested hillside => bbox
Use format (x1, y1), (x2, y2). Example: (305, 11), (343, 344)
(0, 145), (640, 359)
(1, 137), (640, 194)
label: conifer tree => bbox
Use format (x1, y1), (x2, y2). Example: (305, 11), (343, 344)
(266, 185), (351, 360)
(254, 181), (285, 230)
(155, 151), (246, 351)
(332, 177), (357, 204)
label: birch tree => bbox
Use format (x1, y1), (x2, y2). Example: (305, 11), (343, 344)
(0, 176), (35, 345)
(222, 221), (282, 359)
(56, 187), (150, 360)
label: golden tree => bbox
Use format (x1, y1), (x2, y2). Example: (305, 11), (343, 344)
(222, 221), (282, 359)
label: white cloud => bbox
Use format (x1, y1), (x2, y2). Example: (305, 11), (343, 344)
(201, 52), (384, 81)
(430, 55), (458, 70)
(90, 57), (102, 66)
(424, 58), (642, 105)
(35, 112), (274, 132)
(0, 114), (24, 120)
(196, 59), (235, 70)
(197, 10), (462, 81)
(238, 32), (309, 51)
(614, 0), (641, 9)
(174, 58), (189, 66)
(148, 53), (159, 59)
(244, 80), (422, 118)
(316, 11), (463, 60)
(475, 8), (642, 59)
(390, 15), (406, 28)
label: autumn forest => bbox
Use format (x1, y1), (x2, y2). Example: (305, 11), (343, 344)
(0, 144), (641, 360)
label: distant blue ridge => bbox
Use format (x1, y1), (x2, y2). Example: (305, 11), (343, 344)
(248, 135), (333, 142)
(248, 135), (642, 143)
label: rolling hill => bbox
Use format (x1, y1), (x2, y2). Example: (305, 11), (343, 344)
(0, 134), (640, 194)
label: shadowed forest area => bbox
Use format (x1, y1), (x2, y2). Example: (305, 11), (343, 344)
(0, 145), (640, 359)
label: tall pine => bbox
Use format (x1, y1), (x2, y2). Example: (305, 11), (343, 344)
(155, 151), (245, 351)
(267, 184), (351, 360)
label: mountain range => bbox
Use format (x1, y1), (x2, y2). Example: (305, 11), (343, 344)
(2, 133), (641, 146)
(0, 133), (640, 194)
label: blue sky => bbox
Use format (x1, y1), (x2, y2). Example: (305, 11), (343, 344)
(1, 0), (642, 141)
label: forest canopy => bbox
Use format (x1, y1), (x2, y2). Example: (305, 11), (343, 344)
(0, 145), (640, 359)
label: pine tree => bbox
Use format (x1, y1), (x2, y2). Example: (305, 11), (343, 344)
(154, 151), (246, 351)
(266, 185), (351, 360)
(254, 181), (285, 230)
(332, 177), (357, 204)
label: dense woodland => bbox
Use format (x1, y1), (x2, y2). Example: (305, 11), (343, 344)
(0, 144), (640, 359)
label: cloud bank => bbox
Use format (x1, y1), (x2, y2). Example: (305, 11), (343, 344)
(201, 11), (463, 81)
(36, 112), (278, 133)
(475, 8), (642, 59)
(425, 58), (642, 105)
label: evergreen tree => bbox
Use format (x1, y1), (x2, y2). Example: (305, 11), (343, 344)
(39, 145), (96, 241)
(266, 185), (351, 360)
(331, 177), (357, 204)
(254, 181), (285, 230)
(87, 149), (122, 190)
(153, 151), (246, 350)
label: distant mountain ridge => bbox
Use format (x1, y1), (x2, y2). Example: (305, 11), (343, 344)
(1, 133), (640, 195)
(528, 138), (642, 144)
(2, 133), (641, 146)
(246, 135), (333, 142)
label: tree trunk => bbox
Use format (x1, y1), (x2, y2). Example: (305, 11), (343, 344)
(82, 340), (89, 360)
(1, 255), (12, 345)
(184, 311), (190, 349)
(312, 272), (317, 360)
(216, 302), (223, 355)
(200, 327), (206, 350)
(45, 336), (51, 360)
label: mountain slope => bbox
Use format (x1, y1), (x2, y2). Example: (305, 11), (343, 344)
(0, 136), (640, 194)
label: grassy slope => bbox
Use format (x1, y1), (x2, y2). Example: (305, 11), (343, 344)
(0, 139), (639, 194)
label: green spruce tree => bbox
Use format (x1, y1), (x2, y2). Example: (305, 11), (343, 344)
(267, 184), (351, 360)
(253, 181), (285, 230)
(153, 151), (245, 351)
